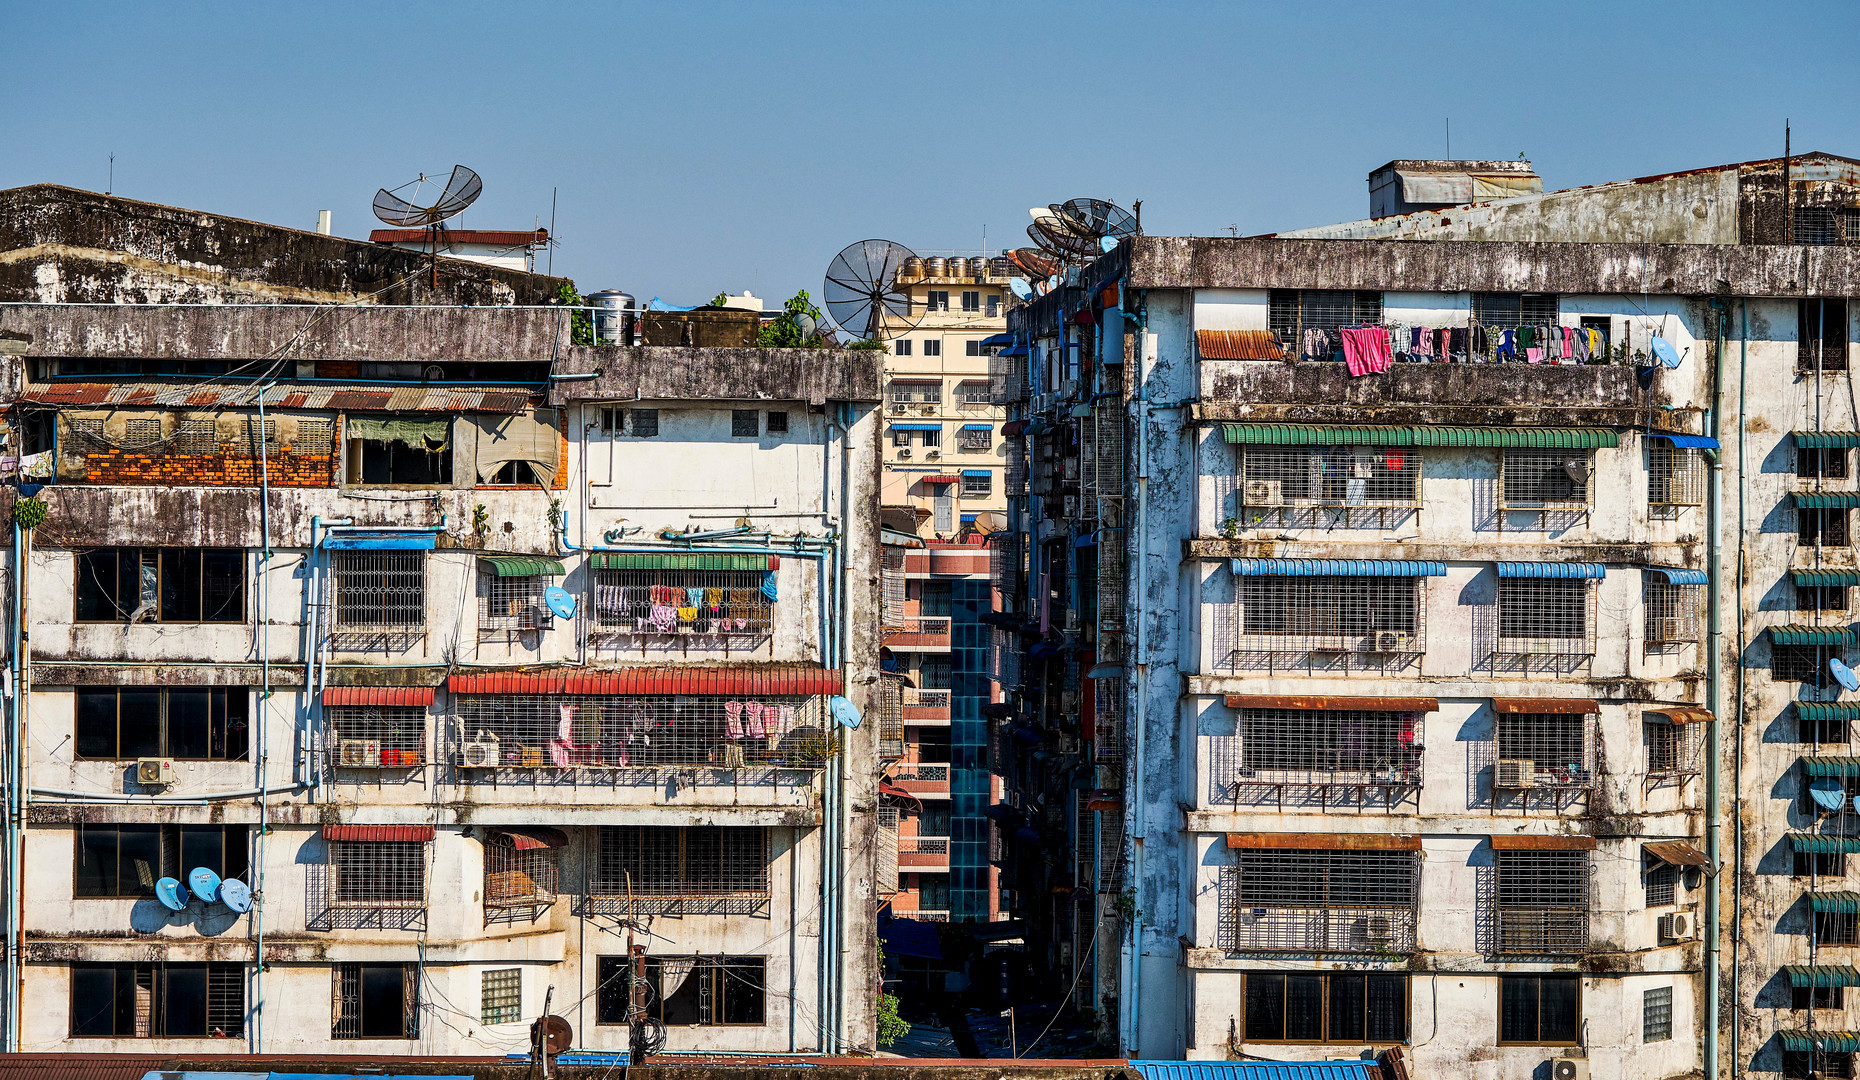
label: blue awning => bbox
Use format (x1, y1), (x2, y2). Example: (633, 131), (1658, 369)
(999, 345), (1028, 357)
(1074, 533), (1097, 547)
(961, 469), (990, 477)
(960, 513), (978, 522)
(889, 423), (941, 432)
(961, 423), (993, 431)
(1497, 562), (1606, 579)
(1130, 1061), (1380, 1080)
(1646, 432), (1720, 450)
(1231, 559), (1446, 577)
(1644, 567), (1709, 585)
(321, 531), (439, 551)
(980, 333), (1016, 347)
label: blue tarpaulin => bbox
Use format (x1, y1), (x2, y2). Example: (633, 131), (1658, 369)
(320, 531), (439, 551)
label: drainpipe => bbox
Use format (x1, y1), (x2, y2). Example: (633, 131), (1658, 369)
(252, 390), (273, 1052)
(1706, 296), (1729, 1080)
(1733, 302), (1752, 1077)
(1125, 314), (1154, 1057)
(6, 515), (21, 1051)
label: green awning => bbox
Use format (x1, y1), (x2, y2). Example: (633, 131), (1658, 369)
(1802, 757), (1860, 778)
(1786, 965), (1860, 988)
(1790, 834), (1860, 854)
(1770, 625), (1858, 646)
(478, 555), (565, 578)
(345, 415), (450, 450)
(1219, 424), (1618, 449)
(1222, 424), (1417, 446)
(1795, 570), (1860, 588)
(1413, 427), (1618, 448)
(590, 553), (777, 571)
(1794, 431), (1860, 449)
(1800, 703), (1860, 724)
(1780, 1029), (1860, 1053)
(1812, 892), (1860, 914)
(1794, 492), (1860, 510)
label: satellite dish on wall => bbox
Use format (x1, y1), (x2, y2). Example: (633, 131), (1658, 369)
(545, 586), (576, 620)
(829, 695), (863, 729)
(1651, 336), (1683, 369)
(1811, 778), (1849, 812)
(1009, 278), (1032, 300)
(155, 878), (189, 912)
(218, 878), (253, 914)
(1833, 657), (1860, 692)
(188, 867), (223, 904)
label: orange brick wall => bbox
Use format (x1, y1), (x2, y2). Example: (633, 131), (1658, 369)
(78, 451), (336, 486)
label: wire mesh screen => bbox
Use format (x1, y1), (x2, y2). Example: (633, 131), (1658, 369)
(1098, 507), (1126, 632)
(877, 674), (904, 760)
(1094, 677), (1124, 765)
(329, 552), (425, 647)
(1005, 441), (1028, 497)
(991, 626), (1021, 689)
(1495, 580), (1594, 658)
(326, 705), (427, 767)
(1096, 805), (1123, 892)
(1268, 290), (1384, 337)
(1502, 450), (1590, 508)
(1234, 576), (1424, 654)
(589, 570), (773, 636)
(989, 349), (1025, 404)
(1471, 293), (1559, 328)
(1088, 402), (1124, 502)
(453, 694), (830, 773)
(328, 841), (426, 909)
(1644, 581), (1702, 648)
(1218, 850), (1419, 954)
(881, 548), (907, 630)
(877, 808), (900, 895)
(1219, 709), (1424, 795)
(1492, 712), (1596, 791)
(479, 573), (550, 633)
(587, 826), (769, 916)
(1494, 850), (1590, 954)
(1648, 445), (1705, 510)
(485, 844), (559, 921)
(1646, 720), (1702, 778)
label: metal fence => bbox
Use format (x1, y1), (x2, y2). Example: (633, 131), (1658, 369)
(326, 705), (427, 767)
(1219, 849), (1419, 955)
(1494, 850), (1590, 954)
(1238, 446), (1421, 530)
(989, 349), (1025, 405)
(1492, 712), (1596, 791)
(589, 569), (773, 636)
(451, 694), (832, 773)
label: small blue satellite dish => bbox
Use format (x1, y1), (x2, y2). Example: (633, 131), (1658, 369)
(1651, 336), (1682, 369)
(1099, 235), (1119, 254)
(187, 867), (222, 904)
(217, 878), (253, 914)
(545, 586), (576, 620)
(154, 877), (188, 912)
(829, 695), (863, 730)
(1835, 658), (1860, 692)
(1009, 278), (1032, 300)
(1811, 778), (1849, 812)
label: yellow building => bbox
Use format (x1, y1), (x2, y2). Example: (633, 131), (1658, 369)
(879, 254), (1012, 539)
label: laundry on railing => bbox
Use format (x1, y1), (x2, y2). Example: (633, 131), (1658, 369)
(1281, 321), (1608, 368)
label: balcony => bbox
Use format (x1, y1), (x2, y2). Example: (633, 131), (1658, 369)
(1222, 904), (1417, 956)
(899, 836), (951, 870)
(891, 764), (951, 798)
(887, 616), (951, 651)
(891, 909), (950, 922)
(904, 687), (951, 723)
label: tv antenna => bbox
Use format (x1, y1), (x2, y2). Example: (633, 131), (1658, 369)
(372, 164), (484, 288)
(822, 240), (920, 341)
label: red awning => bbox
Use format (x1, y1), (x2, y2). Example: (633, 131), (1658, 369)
(1001, 420), (1028, 437)
(919, 475), (959, 484)
(879, 782), (924, 810)
(321, 686), (436, 707)
(1225, 694), (1438, 713)
(483, 827), (569, 851)
(322, 824), (434, 843)
(1491, 698), (1602, 715)
(447, 666), (844, 696)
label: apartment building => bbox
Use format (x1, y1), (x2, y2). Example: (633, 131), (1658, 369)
(991, 153), (1860, 1079)
(0, 299), (884, 1057)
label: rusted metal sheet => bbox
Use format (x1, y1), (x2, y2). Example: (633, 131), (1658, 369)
(446, 664), (844, 697)
(321, 686), (435, 707)
(1491, 697), (1602, 714)
(1224, 694), (1439, 712)
(1489, 833), (1597, 850)
(1647, 706), (1714, 724)
(1196, 329), (1285, 360)
(322, 824), (434, 842)
(21, 380), (535, 413)
(1226, 832), (1422, 851)
(1645, 839), (1710, 867)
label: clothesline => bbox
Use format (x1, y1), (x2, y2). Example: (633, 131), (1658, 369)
(1287, 323), (1613, 374)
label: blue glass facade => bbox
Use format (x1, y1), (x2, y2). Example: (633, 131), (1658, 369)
(949, 578), (992, 921)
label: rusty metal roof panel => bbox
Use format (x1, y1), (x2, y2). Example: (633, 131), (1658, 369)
(477, 390), (535, 413)
(325, 389), (393, 411)
(1197, 329), (1286, 360)
(0, 1056), (170, 1080)
(1489, 833), (1597, 850)
(1225, 832), (1422, 851)
(386, 386), (431, 411)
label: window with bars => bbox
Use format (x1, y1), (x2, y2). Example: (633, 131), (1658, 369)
(1472, 292), (1560, 329)
(1239, 972), (1409, 1044)
(1796, 848), (1845, 877)
(332, 963), (418, 1039)
(1775, 644), (1834, 682)
(731, 410), (760, 438)
(1799, 507), (1849, 546)
(481, 968), (521, 1025)
(1267, 289), (1384, 338)
(961, 472), (992, 497)
(1226, 708), (1424, 788)
(601, 408), (660, 438)
(1493, 712), (1595, 790)
(1642, 986), (1674, 1042)
(478, 572), (551, 632)
(1236, 575), (1424, 654)
(1798, 447), (1850, 479)
(70, 962), (245, 1038)
(1645, 720), (1699, 777)
(958, 427), (993, 451)
(1239, 446), (1420, 508)
(1821, 910), (1860, 946)
(1785, 1050), (1857, 1080)
(959, 381), (991, 405)
(328, 841), (426, 910)
(1644, 580), (1702, 646)
(591, 568), (774, 635)
(1496, 580), (1594, 657)
(75, 825), (249, 898)
(1645, 861), (1679, 907)
(1800, 704), (1851, 744)
(765, 411), (788, 435)
(591, 826), (768, 898)
(1499, 975), (1580, 1044)
(1094, 677), (1124, 764)
(331, 551), (425, 630)
(1799, 298), (1850, 371)
(1797, 584), (1850, 611)
(1501, 449), (1590, 508)
(1495, 850), (1590, 953)
(595, 955), (765, 1027)
(76, 688), (249, 761)
(1794, 985), (1844, 1010)
(75, 548), (245, 623)
(1222, 848), (1419, 954)
(327, 706), (426, 766)
(455, 694), (828, 771)
(485, 842), (559, 918)
(1648, 445), (1705, 508)
(1798, 207), (1843, 246)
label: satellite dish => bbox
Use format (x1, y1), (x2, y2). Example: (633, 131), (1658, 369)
(1812, 778), (1849, 812)
(1562, 458), (1590, 485)
(155, 877), (189, 912)
(187, 867), (223, 904)
(1008, 278), (1032, 300)
(532, 1014), (573, 1056)
(829, 695), (863, 729)
(1056, 198), (1140, 246)
(1834, 658), (1860, 692)
(218, 878), (253, 914)
(823, 240), (920, 341)
(373, 165), (483, 228)
(545, 586), (576, 620)
(1005, 248), (1058, 280)
(795, 311), (818, 339)
(1651, 335), (1683, 368)
(1100, 235), (1119, 253)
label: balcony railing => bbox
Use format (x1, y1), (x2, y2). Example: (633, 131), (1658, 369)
(887, 617), (951, 650)
(892, 909), (950, 922)
(904, 689), (951, 709)
(902, 838), (950, 856)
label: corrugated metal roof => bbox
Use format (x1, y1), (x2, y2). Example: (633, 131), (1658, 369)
(1646, 706), (1714, 724)
(1197, 329), (1286, 360)
(1231, 559), (1446, 577)
(1644, 567), (1709, 584)
(1787, 964), (1860, 988)
(1130, 1059), (1379, 1080)
(1645, 431), (1720, 449)
(1801, 702), (1860, 723)
(477, 555), (566, 578)
(1794, 570), (1860, 587)
(1224, 695), (1439, 712)
(1812, 893), (1860, 914)
(1790, 833), (1860, 854)
(447, 665), (843, 696)
(21, 381), (538, 413)
(483, 827), (569, 850)
(1413, 426), (1617, 448)
(589, 553), (777, 571)
(321, 686), (436, 707)
(1489, 833), (1596, 850)
(1780, 1029), (1860, 1052)
(1796, 492), (1860, 509)
(1802, 756), (1860, 778)
(1770, 625), (1857, 645)
(1644, 840), (1710, 867)
(1497, 562), (1606, 579)
(322, 824), (435, 842)
(1221, 423), (1415, 446)
(1794, 431), (1860, 449)
(0, 1055), (167, 1080)
(1225, 833), (1421, 851)
(1491, 698), (1601, 714)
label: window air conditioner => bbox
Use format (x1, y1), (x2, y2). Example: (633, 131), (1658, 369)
(1551, 1060), (1590, 1080)
(1243, 480), (1282, 505)
(1352, 915), (1394, 949)
(338, 739), (381, 767)
(926, 449), (941, 459)
(1659, 911), (1696, 941)
(1375, 631), (1412, 653)
(1495, 759), (1536, 788)
(458, 733), (501, 768)
(135, 757), (176, 786)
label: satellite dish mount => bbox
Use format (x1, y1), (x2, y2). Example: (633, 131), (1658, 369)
(373, 165), (484, 289)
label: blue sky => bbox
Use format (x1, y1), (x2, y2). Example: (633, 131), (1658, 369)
(4, 1), (1856, 309)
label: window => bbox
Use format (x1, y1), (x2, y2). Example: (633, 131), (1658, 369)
(1240, 446), (1421, 508)
(918, 873), (950, 911)
(962, 473), (992, 497)
(75, 548), (244, 623)
(926, 291), (949, 312)
(920, 657), (952, 690)
(917, 582), (952, 617)
(965, 339), (983, 357)
(1236, 574), (1424, 653)
(1820, 909), (1860, 946)
(75, 825), (249, 898)
(1240, 972), (1409, 1043)
(1801, 704), (1850, 744)
(1496, 579), (1594, 657)
(1799, 299), (1849, 371)
(987, 294), (1000, 318)
(1800, 507), (1849, 546)
(455, 694), (826, 770)
(962, 290), (980, 312)
(332, 963), (418, 1039)
(1644, 579), (1701, 645)
(1645, 862), (1679, 907)
(1495, 850), (1590, 953)
(1642, 986), (1673, 1043)
(597, 956), (764, 1027)
(1230, 708), (1424, 788)
(892, 428), (911, 447)
(1798, 208), (1843, 246)
(345, 417), (451, 484)
(921, 428), (942, 449)
(1494, 712), (1594, 790)
(481, 968), (521, 1025)
(595, 955), (634, 1025)
(1268, 290), (1384, 340)
(1776, 644), (1833, 682)
(630, 409), (660, 438)
(1498, 975), (1580, 1044)
(1796, 849), (1844, 878)
(960, 381), (991, 405)
(1645, 720), (1697, 776)
(1502, 449), (1589, 508)
(1799, 447), (1851, 479)
(1798, 584), (1850, 612)
(589, 563), (776, 635)
(1223, 848), (1420, 954)
(327, 706), (426, 767)
(76, 688), (249, 761)
(765, 411), (788, 435)
(331, 551), (425, 631)
(923, 339), (943, 357)
(959, 427), (993, 452)
(1795, 985), (1844, 1010)
(891, 381), (939, 403)
(1786, 1049), (1857, 1080)
(328, 841), (425, 909)
(894, 339), (913, 356)
(1648, 445), (1705, 508)
(71, 963), (244, 1038)
(1473, 292), (1560, 330)
(731, 410), (759, 438)
(592, 827), (768, 898)
(484, 834), (561, 919)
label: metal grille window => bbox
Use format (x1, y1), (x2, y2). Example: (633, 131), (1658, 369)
(1493, 712), (1595, 790)
(1801, 704), (1851, 744)
(1094, 677), (1124, 765)
(1268, 289), (1383, 338)
(1237, 576), (1424, 654)
(1502, 449), (1590, 508)
(891, 381), (940, 404)
(1798, 208), (1843, 246)
(1225, 708), (1424, 789)
(731, 410), (760, 437)
(1239, 446), (1420, 529)
(959, 427), (993, 451)
(76, 688), (249, 761)
(765, 411), (788, 435)
(1473, 292), (1560, 329)
(961, 472), (992, 497)
(478, 572), (551, 632)
(76, 547), (245, 623)
(1222, 848), (1419, 954)
(454, 694), (829, 771)
(1239, 972), (1409, 1043)
(1775, 644), (1832, 682)
(877, 673), (904, 760)
(1798, 584), (1849, 612)
(1645, 720), (1700, 777)
(1495, 851), (1590, 954)
(76, 824), (249, 898)
(1821, 910), (1860, 946)
(70, 962), (245, 1038)
(640, 956), (766, 1026)
(1799, 447), (1851, 479)
(1648, 445), (1705, 508)
(1644, 580), (1702, 645)
(328, 841), (426, 910)
(1797, 849), (1844, 877)
(1645, 860), (1679, 907)
(331, 551), (425, 630)
(1496, 580), (1594, 657)
(327, 706), (425, 766)
(1794, 985), (1844, 1010)
(481, 968), (521, 1025)
(988, 349), (1024, 404)
(959, 381), (991, 405)
(1800, 507), (1849, 546)
(332, 963), (418, 1039)
(1800, 299), (1850, 371)
(1784, 1049), (1856, 1080)
(592, 568), (774, 635)
(485, 838), (560, 920)
(592, 826), (768, 897)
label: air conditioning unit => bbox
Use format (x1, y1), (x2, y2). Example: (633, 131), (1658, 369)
(918, 404), (938, 415)
(1353, 915), (1393, 949)
(1064, 495), (1081, 518)
(898, 447), (912, 458)
(926, 449), (941, 459)
(338, 739), (381, 767)
(135, 757), (175, 786)
(1495, 759), (1536, 788)
(1653, 617), (1684, 641)
(889, 403), (908, 414)
(1551, 1059), (1590, 1080)
(1659, 911), (1696, 941)
(1243, 479), (1282, 505)
(1375, 631), (1413, 653)
(458, 733), (501, 768)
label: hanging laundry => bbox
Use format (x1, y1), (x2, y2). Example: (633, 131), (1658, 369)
(1339, 327), (1393, 376)
(1527, 346), (1545, 364)
(1560, 326), (1574, 360)
(724, 701), (745, 740)
(1496, 329), (1517, 361)
(648, 604), (678, 632)
(744, 702), (767, 738)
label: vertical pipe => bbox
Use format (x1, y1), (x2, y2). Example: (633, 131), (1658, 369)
(13, 519), (27, 1049)
(251, 391), (272, 1052)
(1732, 301), (1751, 1076)
(1125, 323), (1153, 1057)
(1705, 297), (1728, 1080)
(5, 516), (19, 1051)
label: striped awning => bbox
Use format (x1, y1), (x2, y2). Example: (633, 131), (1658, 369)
(322, 824), (434, 843)
(447, 665), (842, 696)
(1786, 965), (1860, 988)
(1417, 427), (1618, 448)
(1800, 703), (1860, 724)
(1790, 834), (1860, 854)
(1813, 892), (1860, 914)
(1780, 1029), (1860, 1053)
(1795, 570), (1860, 587)
(320, 686), (436, 707)
(1770, 625), (1857, 646)
(1497, 562), (1606, 579)
(1645, 431), (1720, 449)
(1802, 756), (1860, 777)
(1218, 424), (1618, 448)
(1644, 567), (1709, 585)
(588, 553), (778, 571)
(888, 423), (941, 432)
(1230, 559), (1446, 577)
(1794, 492), (1860, 509)
(478, 555), (566, 578)
(1794, 431), (1860, 449)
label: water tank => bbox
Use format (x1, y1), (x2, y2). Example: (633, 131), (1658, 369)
(988, 256), (1010, 278)
(924, 256), (948, 278)
(968, 256), (989, 278)
(901, 257), (924, 280)
(586, 290), (635, 346)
